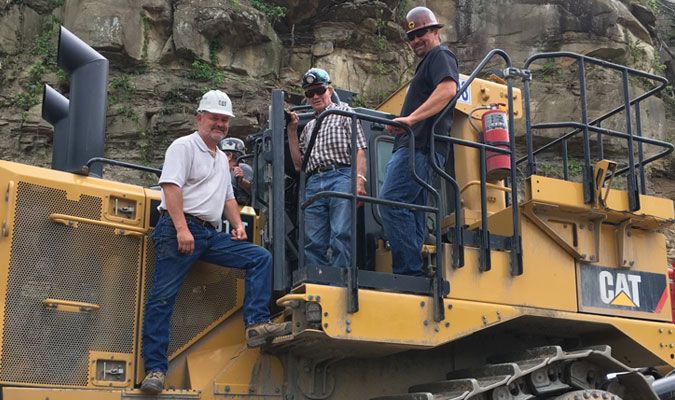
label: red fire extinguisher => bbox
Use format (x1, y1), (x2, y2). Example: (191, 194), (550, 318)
(481, 104), (511, 182)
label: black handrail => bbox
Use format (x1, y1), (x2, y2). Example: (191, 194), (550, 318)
(520, 52), (670, 211)
(86, 157), (162, 176)
(298, 108), (445, 319)
(429, 48), (524, 280)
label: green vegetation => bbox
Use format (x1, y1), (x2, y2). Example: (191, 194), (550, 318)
(396, 0), (411, 21)
(115, 105), (140, 124)
(537, 158), (584, 180)
(372, 61), (387, 75)
(374, 19), (388, 52)
(251, 0), (287, 24)
(108, 74), (135, 105)
(567, 158), (583, 177)
(636, 0), (658, 11)
(160, 88), (195, 115)
(624, 29), (648, 70)
(188, 59), (225, 86)
(141, 12), (151, 60)
(13, 15), (63, 112)
(538, 61), (563, 83)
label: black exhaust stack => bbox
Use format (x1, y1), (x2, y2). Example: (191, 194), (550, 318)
(42, 84), (70, 172)
(46, 25), (109, 177)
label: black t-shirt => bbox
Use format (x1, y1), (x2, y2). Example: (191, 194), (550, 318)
(394, 45), (459, 156)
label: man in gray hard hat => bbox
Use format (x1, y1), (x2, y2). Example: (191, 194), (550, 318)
(140, 90), (289, 394)
(380, 6), (459, 276)
(219, 137), (253, 206)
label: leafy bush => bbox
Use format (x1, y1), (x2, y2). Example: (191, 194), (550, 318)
(251, 0), (287, 24)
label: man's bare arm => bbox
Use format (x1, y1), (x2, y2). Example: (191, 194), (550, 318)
(388, 79), (457, 132)
(287, 112), (302, 171)
(223, 198), (247, 240)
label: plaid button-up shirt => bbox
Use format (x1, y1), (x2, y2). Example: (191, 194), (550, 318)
(299, 102), (367, 174)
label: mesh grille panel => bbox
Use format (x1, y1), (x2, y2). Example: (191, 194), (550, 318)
(1, 182), (141, 386)
(142, 230), (243, 358)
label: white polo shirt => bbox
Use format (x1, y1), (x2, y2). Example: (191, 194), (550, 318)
(158, 132), (234, 230)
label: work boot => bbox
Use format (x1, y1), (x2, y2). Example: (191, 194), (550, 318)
(140, 370), (165, 394)
(246, 321), (292, 348)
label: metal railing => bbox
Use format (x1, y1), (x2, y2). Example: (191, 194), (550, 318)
(519, 52), (674, 212)
(296, 108), (446, 320)
(429, 49), (525, 277)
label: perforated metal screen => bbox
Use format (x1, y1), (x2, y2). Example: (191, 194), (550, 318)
(0, 182), (141, 386)
(142, 236), (244, 358)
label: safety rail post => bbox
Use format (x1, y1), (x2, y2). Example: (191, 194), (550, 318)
(271, 90), (288, 291)
(621, 68), (640, 211)
(634, 101), (647, 194)
(578, 58), (594, 204)
(299, 109), (444, 318)
(347, 115), (359, 314)
(297, 169), (306, 268)
(562, 140), (569, 181)
(478, 147), (491, 271)
(504, 64), (524, 276)
(429, 49), (524, 278)
(523, 74), (537, 176)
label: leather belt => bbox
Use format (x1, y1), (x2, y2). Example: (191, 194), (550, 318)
(159, 210), (214, 228)
(307, 163), (350, 178)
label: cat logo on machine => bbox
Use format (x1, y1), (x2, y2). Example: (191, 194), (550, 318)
(599, 270), (641, 308)
(580, 263), (668, 314)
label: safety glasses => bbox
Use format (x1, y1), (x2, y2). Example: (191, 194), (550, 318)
(406, 27), (431, 41)
(304, 86), (328, 98)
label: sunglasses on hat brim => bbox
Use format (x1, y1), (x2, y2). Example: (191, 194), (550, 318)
(304, 86), (328, 98)
(406, 27), (432, 41)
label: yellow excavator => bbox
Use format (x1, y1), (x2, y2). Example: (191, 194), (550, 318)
(0, 26), (673, 400)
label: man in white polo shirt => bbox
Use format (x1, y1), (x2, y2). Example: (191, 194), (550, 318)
(140, 90), (289, 394)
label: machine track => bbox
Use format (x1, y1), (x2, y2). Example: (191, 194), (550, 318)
(370, 346), (657, 400)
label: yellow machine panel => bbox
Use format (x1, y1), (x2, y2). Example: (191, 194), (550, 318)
(0, 160), (146, 389)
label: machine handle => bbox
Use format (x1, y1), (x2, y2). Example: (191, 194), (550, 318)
(276, 294), (307, 307)
(49, 213), (147, 235)
(460, 180), (512, 194)
(42, 298), (101, 313)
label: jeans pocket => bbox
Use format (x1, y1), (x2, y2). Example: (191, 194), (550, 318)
(151, 219), (177, 261)
(336, 167), (352, 177)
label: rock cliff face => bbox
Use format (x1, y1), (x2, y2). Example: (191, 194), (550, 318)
(0, 0), (674, 256)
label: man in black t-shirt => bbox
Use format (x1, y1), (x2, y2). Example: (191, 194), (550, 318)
(379, 6), (459, 276)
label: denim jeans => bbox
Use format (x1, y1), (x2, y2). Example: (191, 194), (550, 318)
(142, 215), (272, 373)
(304, 167), (353, 268)
(379, 147), (444, 276)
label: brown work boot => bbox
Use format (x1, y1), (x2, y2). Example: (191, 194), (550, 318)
(140, 370), (165, 394)
(246, 321), (292, 348)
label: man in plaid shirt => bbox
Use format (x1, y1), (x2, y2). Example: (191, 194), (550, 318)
(287, 68), (367, 269)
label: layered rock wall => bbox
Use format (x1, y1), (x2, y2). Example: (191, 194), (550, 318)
(0, 0), (673, 256)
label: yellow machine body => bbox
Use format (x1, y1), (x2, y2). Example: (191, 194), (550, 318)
(0, 72), (673, 399)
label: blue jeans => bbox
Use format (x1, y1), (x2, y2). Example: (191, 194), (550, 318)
(379, 147), (444, 276)
(304, 167), (353, 268)
(142, 215), (272, 373)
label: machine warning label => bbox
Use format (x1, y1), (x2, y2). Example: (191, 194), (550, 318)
(579, 263), (667, 314)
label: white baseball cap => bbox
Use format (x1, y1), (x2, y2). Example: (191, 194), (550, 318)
(197, 90), (235, 117)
